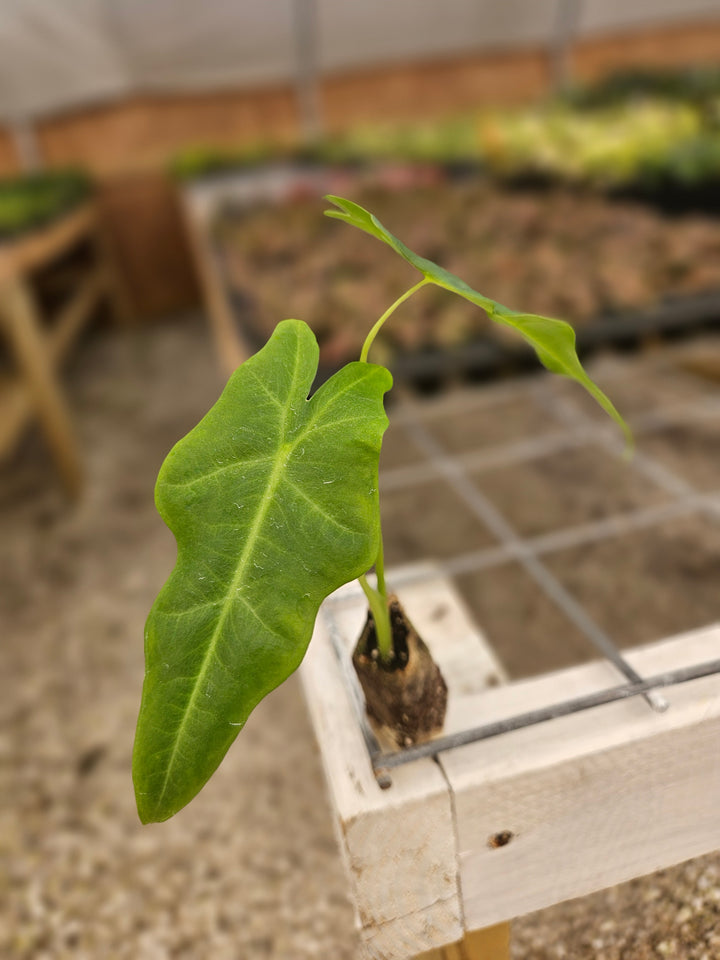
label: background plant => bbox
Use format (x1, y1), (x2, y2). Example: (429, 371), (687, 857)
(0, 170), (92, 240)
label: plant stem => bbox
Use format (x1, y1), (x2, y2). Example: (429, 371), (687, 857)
(359, 573), (393, 663)
(356, 279), (429, 664)
(359, 278), (430, 363)
(374, 532), (387, 598)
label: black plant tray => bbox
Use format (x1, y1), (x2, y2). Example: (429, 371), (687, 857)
(225, 277), (720, 391)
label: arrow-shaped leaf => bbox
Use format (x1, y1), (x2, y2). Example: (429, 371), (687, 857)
(325, 195), (631, 446)
(133, 319), (392, 822)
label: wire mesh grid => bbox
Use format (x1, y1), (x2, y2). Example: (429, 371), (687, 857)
(323, 351), (720, 784)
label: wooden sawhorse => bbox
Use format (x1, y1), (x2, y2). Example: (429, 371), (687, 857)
(0, 203), (131, 497)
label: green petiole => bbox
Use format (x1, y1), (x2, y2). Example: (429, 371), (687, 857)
(357, 278), (430, 664)
(359, 278), (430, 363)
(358, 574), (393, 663)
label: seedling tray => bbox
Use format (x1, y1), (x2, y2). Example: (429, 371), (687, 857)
(182, 165), (720, 383)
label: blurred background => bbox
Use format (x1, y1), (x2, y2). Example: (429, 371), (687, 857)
(2, 2), (720, 958)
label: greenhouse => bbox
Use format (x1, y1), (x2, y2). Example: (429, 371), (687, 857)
(2, 3), (720, 958)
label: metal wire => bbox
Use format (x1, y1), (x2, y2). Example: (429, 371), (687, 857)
(371, 658), (720, 778)
(402, 417), (670, 711)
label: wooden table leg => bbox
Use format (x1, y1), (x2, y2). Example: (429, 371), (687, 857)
(92, 221), (134, 325)
(0, 278), (83, 497)
(417, 922), (511, 960)
(181, 201), (249, 375)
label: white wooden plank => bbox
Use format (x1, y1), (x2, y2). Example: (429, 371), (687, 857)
(359, 895), (461, 960)
(300, 565), (505, 959)
(438, 624), (720, 930)
(301, 612), (460, 958)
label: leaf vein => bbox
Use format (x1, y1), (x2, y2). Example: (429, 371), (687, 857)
(163, 456), (274, 489)
(284, 477), (360, 536)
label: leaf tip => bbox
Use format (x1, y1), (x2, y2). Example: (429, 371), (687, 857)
(587, 384), (634, 455)
(323, 195), (362, 229)
(620, 423), (635, 460)
(602, 396), (635, 457)
(133, 790), (156, 825)
(323, 194), (347, 217)
(134, 786), (174, 825)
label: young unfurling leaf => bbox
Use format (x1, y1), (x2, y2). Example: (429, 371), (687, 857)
(325, 195), (631, 448)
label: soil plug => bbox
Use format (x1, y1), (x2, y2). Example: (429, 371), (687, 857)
(353, 595), (448, 747)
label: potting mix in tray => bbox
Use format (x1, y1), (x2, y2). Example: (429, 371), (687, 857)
(213, 179), (720, 371)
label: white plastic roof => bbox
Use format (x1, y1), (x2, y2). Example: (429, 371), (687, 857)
(0, 0), (717, 121)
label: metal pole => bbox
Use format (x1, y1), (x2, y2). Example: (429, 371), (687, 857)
(293, 0), (323, 142)
(10, 118), (43, 173)
(551, 0), (582, 94)
(372, 658), (720, 778)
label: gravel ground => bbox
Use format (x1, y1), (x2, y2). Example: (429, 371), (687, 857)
(1, 316), (718, 958)
(514, 856), (720, 960)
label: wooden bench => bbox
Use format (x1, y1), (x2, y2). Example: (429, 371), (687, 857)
(0, 203), (131, 496)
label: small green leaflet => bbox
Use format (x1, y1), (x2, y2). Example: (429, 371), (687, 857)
(133, 320), (392, 822)
(325, 195), (631, 446)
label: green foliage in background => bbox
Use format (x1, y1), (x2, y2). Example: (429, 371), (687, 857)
(477, 99), (715, 187)
(0, 170), (92, 240)
(563, 66), (720, 111)
(479, 65), (720, 190)
(170, 143), (286, 181)
(170, 115), (479, 182)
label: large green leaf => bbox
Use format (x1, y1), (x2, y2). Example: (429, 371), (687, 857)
(133, 319), (392, 822)
(325, 195), (631, 445)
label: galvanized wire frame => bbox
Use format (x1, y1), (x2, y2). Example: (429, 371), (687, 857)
(324, 366), (720, 787)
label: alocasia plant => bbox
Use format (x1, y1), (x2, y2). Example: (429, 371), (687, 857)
(133, 195), (629, 823)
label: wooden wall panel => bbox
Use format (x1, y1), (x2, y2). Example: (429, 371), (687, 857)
(573, 17), (720, 83)
(38, 87), (298, 178)
(0, 130), (19, 178)
(322, 49), (550, 129)
(97, 175), (200, 318)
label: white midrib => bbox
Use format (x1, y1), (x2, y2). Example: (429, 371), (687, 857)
(151, 348), (382, 814)
(154, 447), (287, 812)
(153, 336), (304, 815)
